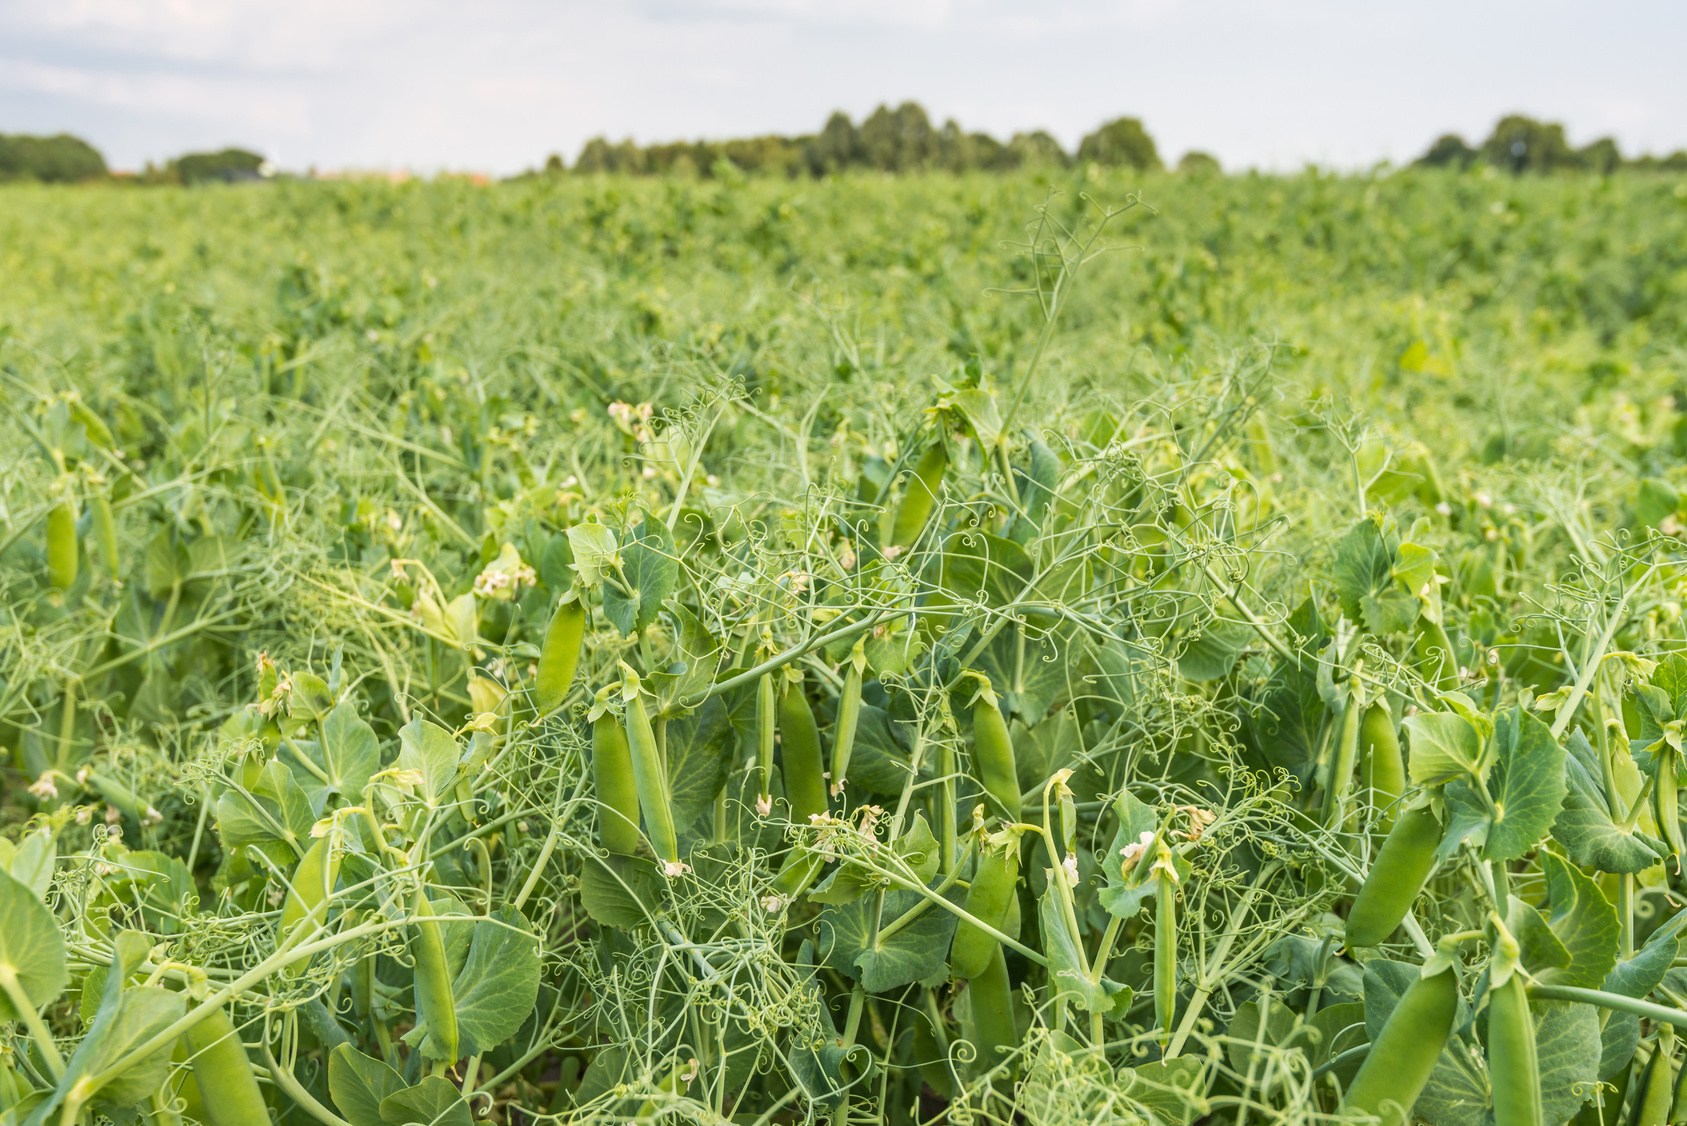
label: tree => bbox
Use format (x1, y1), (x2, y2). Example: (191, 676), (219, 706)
(1576, 137), (1622, 174)
(1076, 117), (1162, 170)
(808, 112), (859, 174)
(543, 153), (565, 175)
(1415, 133), (1476, 169)
(0, 133), (107, 182)
(1008, 131), (1069, 168)
(173, 148), (266, 184)
(858, 102), (938, 172)
(1177, 150), (1222, 175)
(1477, 115), (1573, 174)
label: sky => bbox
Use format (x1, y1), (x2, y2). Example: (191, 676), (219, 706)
(1, 0), (1684, 175)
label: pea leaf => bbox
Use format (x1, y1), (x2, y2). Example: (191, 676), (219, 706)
(602, 520), (676, 636)
(379, 1075), (474, 1126)
(396, 717), (460, 806)
(1100, 792), (1160, 920)
(1404, 710), (1484, 786)
(1483, 706), (1566, 861)
(1552, 730), (1665, 873)
(665, 697), (734, 844)
(451, 908), (542, 1055)
(566, 522), (618, 587)
(1535, 852), (1620, 989)
(819, 887), (959, 993)
(0, 869), (67, 1020)
(578, 853), (662, 930)
(322, 700), (382, 803)
(329, 1044), (405, 1126)
(37, 934), (184, 1117)
(1038, 888), (1115, 1013)
(939, 531), (1034, 610)
(1331, 517), (1419, 636)
(1529, 1001), (1601, 1125)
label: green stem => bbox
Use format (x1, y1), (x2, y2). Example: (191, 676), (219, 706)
(1528, 983), (1687, 1029)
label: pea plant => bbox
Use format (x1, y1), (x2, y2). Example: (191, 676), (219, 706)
(4, 178), (1687, 1126)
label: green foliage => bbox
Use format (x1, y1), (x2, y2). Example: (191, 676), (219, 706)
(2, 168), (1687, 1125)
(171, 147), (267, 184)
(0, 133), (107, 183)
(1077, 115), (1163, 170)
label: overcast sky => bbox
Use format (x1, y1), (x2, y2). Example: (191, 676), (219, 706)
(2, 0), (1683, 175)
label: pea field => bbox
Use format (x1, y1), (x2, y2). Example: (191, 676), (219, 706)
(3, 168), (1687, 1126)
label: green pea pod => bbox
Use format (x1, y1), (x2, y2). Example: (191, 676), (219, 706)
(1632, 1032), (1675, 1126)
(778, 675), (828, 827)
(967, 673), (1021, 821)
(890, 438), (947, 548)
(1654, 752), (1683, 870)
(90, 493), (119, 582)
(534, 596), (586, 716)
(1322, 695), (1362, 827)
(1154, 865), (1177, 1045)
(279, 829), (340, 973)
(1340, 964), (1458, 1126)
(949, 828), (1022, 980)
(1413, 618), (1459, 692)
(755, 672), (776, 814)
(1346, 801), (1443, 947)
(410, 885), (459, 1062)
(1488, 974), (1542, 1126)
(46, 501), (78, 591)
(829, 643), (865, 799)
(1360, 703), (1406, 829)
(772, 675), (828, 898)
(963, 945), (1018, 1081)
(183, 1006), (269, 1126)
(622, 669), (682, 873)
(592, 710), (642, 856)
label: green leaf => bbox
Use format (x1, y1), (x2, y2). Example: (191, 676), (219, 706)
(939, 531), (1034, 610)
(602, 520), (676, 636)
(452, 908), (541, 1055)
(1176, 618), (1253, 682)
(329, 1044), (405, 1126)
(1535, 852), (1620, 989)
(566, 522), (618, 587)
(893, 814), (940, 885)
(1483, 706), (1566, 861)
(578, 853), (662, 930)
(664, 697), (734, 844)
(1099, 792), (1160, 920)
(1116, 1056), (1208, 1125)
(379, 1075), (474, 1126)
(2, 828), (56, 900)
(0, 869), (66, 1021)
(40, 934), (185, 1117)
(819, 887), (959, 993)
(1604, 909), (1686, 999)
(1530, 1001), (1601, 1125)
(396, 717), (460, 806)
(1037, 888), (1115, 1013)
(1404, 710), (1484, 786)
(322, 701), (382, 803)
(1552, 731), (1665, 873)
(1332, 517), (1419, 636)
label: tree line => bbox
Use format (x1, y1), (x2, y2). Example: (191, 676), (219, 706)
(0, 139), (264, 184)
(3, 109), (1684, 184)
(551, 107), (1687, 177)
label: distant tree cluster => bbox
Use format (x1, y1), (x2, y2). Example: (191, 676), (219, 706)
(0, 133), (107, 182)
(1416, 114), (1687, 173)
(552, 103), (1181, 179)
